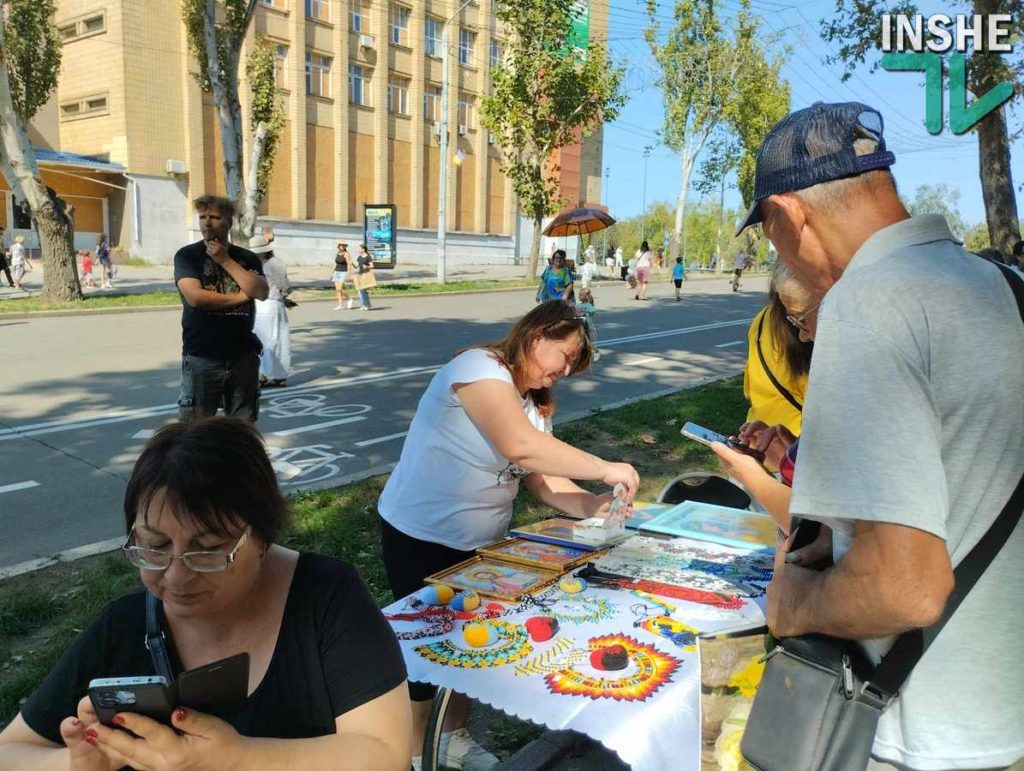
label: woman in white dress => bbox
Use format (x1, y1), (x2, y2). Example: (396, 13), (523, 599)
(253, 249), (291, 387)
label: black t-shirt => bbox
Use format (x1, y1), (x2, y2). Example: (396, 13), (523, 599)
(173, 240), (265, 358)
(335, 252), (349, 271)
(22, 553), (407, 744)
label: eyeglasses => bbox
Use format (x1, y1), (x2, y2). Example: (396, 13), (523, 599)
(122, 528), (251, 573)
(785, 301), (821, 332)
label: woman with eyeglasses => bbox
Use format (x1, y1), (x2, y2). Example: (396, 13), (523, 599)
(0, 418), (413, 771)
(713, 264), (826, 541)
(378, 300), (639, 768)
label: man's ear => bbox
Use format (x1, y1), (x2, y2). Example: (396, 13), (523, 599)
(765, 193), (806, 234)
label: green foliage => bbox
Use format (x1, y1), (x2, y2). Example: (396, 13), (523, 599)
(3, 0), (61, 120)
(182, 0), (256, 93)
(906, 183), (968, 238)
(246, 37), (285, 201)
(963, 221), (991, 252)
(480, 0), (626, 226)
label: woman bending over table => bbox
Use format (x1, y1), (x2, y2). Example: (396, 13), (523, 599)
(378, 300), (639, 767)
(0, 418), (412, 771)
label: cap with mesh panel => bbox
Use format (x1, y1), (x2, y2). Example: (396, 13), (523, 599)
(736, 102), (896, 235)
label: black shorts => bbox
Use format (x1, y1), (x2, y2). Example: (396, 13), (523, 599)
(733, 268), (744, 276)
(673, 279), (683, 288)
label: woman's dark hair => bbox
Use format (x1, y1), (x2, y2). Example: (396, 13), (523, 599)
(551, 249), (566, 264)
(464, 300), (592, 418)
(766, 286), (813, 376)
(640, 240), (650, 252)
(124, 418), (289, 546)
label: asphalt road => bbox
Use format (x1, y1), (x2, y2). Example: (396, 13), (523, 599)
(0, 275), (768, 574)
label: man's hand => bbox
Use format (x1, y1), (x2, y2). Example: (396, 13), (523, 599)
(766, 547), (821, 637)
(205, 238), (229, 266)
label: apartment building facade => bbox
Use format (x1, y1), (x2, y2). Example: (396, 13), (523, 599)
(48, 0), (607, 264)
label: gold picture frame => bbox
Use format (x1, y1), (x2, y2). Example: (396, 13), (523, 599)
(476, 537), (603, 573)
(424, 555), (559, 602)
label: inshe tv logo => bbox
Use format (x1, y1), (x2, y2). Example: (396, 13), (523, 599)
(880, 14), (1014, 135)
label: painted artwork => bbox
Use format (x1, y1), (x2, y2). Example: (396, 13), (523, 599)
(595, 535), (773, 597)
(477, 538), (593, 572)
(415, 621), (533, 668)
(638, 501), (778, 549)
(426, 557), (557, 601)
(543, 634), (680, 702)
(624, 502), (673, 530)
(510, 518), (630, 551)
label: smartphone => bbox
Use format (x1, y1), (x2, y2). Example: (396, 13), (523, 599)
(175, 652), (249, 720)
(88, 676), (174, 727)
(681, 421), (766, 461)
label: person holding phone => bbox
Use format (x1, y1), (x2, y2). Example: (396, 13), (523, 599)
(0, 418), (413, 770)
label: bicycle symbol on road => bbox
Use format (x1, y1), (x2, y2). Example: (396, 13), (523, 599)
(263, 394), (372, 420)
(266, 443), (355, 487)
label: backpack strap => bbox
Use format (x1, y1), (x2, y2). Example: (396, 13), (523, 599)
(755, 310), (803, 413)
(145, 592), (176, 682)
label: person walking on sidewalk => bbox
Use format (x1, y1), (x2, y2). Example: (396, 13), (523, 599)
(672, 257), (685, 301)
(10, 235), (32, 291)
(96, 234), (113, 289)
(635, 240), (653, 300)
(0, 226), (13, 288)
(354, 244), (375, 310)
(173, 195), (269, 422)
(253, 247), (291, 388)
(333, 240), (354, 310)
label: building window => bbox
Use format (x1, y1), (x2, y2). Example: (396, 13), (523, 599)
(489, 40), (502, 67)
(349, 64), (370, 106)
(388, 76), (410, 115)
(457, 93), (475, 129)
(57, 11), (106, 42)
(424, 17), (442, 57)
(305, 0), (329, 23)
(423, 83), (442, 122)
(275, 45), (288, 89)
(458, 29), (475, 66)
(305, 52), (332, 98)
(260, 0), (283, 8)
(350, 1), (369, 33)
(390, 5), (410, 46)
(59, 93), (108, 121)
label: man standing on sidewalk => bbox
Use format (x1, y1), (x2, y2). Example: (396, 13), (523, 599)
(174, 195), (269, 422)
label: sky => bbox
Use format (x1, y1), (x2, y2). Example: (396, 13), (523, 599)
(600, 0), (1024, 228)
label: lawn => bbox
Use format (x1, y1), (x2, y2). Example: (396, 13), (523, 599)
(0, 376), (749, 741)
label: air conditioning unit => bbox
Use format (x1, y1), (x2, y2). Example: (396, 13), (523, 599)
(359, 33), (375, 49)
(458, 124), (469, 136)
(433, 121), (443, 137)
(165, 159), (186, 174)
(487, 135), (497, 146)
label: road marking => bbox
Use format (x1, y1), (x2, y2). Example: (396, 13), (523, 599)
(271, 460), (303, 479)
(0, 480), (40, 494)
(269, 415), (367, 437)
(0, 536), (124, 581)
(132, 429), (156, 439)
(714, 341), (745, 348)
(600, 318), (752, 347)
(355, 431), (408, 447)
(625, 356), (661, 366)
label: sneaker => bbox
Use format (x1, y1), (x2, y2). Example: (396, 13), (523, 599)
(437, 728), (499, 771)
(333, 304), (344, 310)
(346, 299), (355, 310)
(360, 306), (369, 311)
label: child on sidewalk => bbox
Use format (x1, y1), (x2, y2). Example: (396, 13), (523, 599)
(80, 250), (95, 288)
(672, 257), (685, 301)
(576, 288), (600, 361)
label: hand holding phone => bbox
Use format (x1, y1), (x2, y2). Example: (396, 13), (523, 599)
(89, 676), (174, 727)
(681, 421), (766, 462)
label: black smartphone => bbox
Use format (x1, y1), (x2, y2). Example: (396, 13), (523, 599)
(88, 676), (174, 727)
(176, 652), (249, 720)
(680, 421), (766, 462)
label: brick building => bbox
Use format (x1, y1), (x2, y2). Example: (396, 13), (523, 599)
(42, 0), (607, 265)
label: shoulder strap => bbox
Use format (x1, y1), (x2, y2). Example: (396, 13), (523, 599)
(755, 311), (803, 413)
(145, 592), (176, 681)
(868, 262), (1024, 699)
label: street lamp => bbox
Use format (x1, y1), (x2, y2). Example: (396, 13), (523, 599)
(437, 0), (473, 284)
(640, 146), (652, 244)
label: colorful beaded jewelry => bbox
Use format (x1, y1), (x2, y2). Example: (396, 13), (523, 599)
(415, 621), (533, 669)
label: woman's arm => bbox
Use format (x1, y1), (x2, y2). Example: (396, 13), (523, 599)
(711, 443), (792, 535)
(561, 281), (574, 301)
(0, 711), (112, 771)
(523, 474), (612, 519)
(455, 379), (639, 496)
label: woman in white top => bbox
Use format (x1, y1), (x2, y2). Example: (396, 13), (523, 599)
(378, 300), (639, 764)
(253, 247), (291, 387)
(635, 240), (654, 301)
(10, 235), (31, 291)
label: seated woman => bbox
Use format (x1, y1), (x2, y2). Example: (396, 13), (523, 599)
(0, 418), (412, 771)
(713, 264), (824, 544)
(379, 300), (639, 767)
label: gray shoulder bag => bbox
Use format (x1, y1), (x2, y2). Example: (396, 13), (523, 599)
(741, 263), (1024, 771)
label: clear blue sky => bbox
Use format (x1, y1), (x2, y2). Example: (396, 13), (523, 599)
(601, 0), (1023, 228)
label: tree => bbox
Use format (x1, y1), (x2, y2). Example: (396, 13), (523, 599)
(821, 0), (1021, 254)
(480, 0), (626, 279)
(182, 0), (284, 241)
(0, 0), (79, 301)
(906, 183), (968, 237)
(963, 221), (990, 252)
(645, 0), (778, 264)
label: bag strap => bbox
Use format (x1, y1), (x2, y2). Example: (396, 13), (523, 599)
(145, 591), (176, 682)
(868, 262), (1024, 700)
(755, 310), (803, 413)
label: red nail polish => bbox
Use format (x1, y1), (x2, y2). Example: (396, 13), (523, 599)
(174, 708), (188, 722)
(111, 715), (126, 726)
(84, 728), (98, 739)
(85, 736), (98, 747)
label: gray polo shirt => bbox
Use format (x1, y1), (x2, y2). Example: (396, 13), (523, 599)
(791, 214), (1024, 769)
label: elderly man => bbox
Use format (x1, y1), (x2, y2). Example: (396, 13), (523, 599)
(173, 195), (269, 422)
(736, 102), (1024, 770)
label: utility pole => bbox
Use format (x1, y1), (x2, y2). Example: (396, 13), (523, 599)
(715, 173), (726, 273)
(640, 146), (652, 244)
(437, 0), (473, 284)
(602, 166), (610, 260)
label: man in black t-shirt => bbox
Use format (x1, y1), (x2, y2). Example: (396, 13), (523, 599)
(173, 195), (269, 422)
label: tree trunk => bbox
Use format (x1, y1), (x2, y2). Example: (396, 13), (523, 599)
(527, 209), (542, 280)
(976, 107), (1019, 255)
(238, 121), (268, 243)
(670, 150), (694, 263)
(202, 0), (244, 203)
(35, 189), (80, 301)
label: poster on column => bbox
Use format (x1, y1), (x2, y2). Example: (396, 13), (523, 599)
(363, 204), (396, 268)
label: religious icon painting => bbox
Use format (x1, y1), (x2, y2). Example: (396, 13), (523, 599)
(415, 621), (533, 669)
(544, 634), (680, 702)
(477, 538), (597, 572)
(425, 556), (558, 601)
